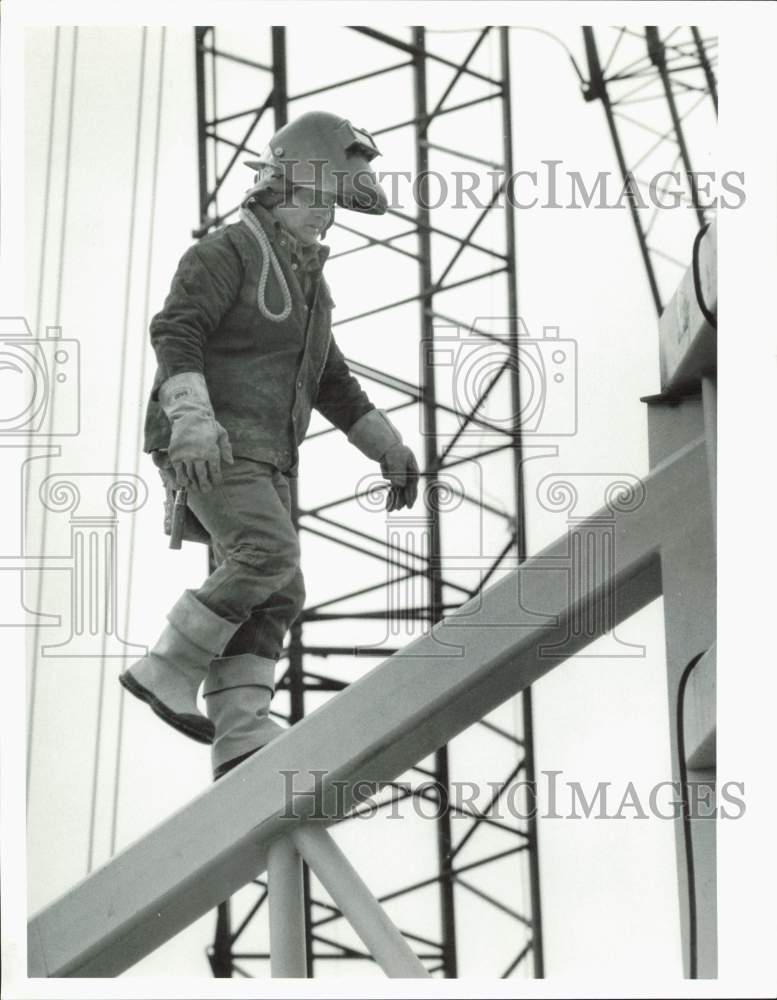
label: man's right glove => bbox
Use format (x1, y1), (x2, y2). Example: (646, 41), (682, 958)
(159, 371), (233, 492)
(347, 409), (420, 511)
(380, 442), (420, 511)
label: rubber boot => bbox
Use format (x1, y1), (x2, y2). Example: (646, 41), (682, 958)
(203, 654), (286, 780)
(119, 590), (240, 744)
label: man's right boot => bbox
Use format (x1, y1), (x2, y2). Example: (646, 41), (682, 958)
(119, 589), (240, 744)
(203, 654), (286, 779)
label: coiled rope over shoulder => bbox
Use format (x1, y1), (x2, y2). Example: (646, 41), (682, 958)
(239, 205), (293, 322)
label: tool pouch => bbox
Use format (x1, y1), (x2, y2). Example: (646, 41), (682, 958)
(153, 451), (211, 546)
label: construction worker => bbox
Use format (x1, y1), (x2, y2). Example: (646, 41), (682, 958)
(120, 111), (420, 779)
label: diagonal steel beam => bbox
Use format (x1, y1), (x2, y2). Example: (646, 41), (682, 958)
(27, 437), (709, 977)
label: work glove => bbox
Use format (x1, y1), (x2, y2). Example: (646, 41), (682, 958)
(380, 443), (420, 511)
(158, 372), (233, 493)
(347, 409), (420, 511)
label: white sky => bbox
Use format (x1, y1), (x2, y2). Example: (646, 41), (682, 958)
(2, 2), (777, 997)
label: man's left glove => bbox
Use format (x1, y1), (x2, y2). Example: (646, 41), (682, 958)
(347, 409), (420, 511)
(159, 371), (234, 492)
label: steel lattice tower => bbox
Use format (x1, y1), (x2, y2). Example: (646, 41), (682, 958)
(581, 26), (718, 315)
(194, 25), (542, 979)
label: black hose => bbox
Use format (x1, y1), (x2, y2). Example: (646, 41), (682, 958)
(676, 648), (710, 979)
(692, 223), (717, 329)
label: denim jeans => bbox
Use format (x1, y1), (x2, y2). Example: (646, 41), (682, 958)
(156, 454), (305, 662)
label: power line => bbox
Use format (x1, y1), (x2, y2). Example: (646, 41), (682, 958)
(26, 25), (60, 797)
(86, 25), (149, 875)
(33, 27), (60, 341)
(54, 30), (79, 325)
(26, 26), (77, 797)
(110, 26), (168, 858)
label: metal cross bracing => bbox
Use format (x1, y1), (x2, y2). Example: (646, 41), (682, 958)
(581, 26), (718, 316)
(195, 25), (542, 979)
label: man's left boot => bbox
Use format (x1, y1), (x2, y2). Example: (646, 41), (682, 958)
(203, 654), (286, 780)
(119, 590), (240, 744)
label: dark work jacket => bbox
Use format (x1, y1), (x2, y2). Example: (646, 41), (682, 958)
(143, 203), (375, 476)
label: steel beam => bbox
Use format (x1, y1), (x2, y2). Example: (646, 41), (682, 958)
(499, 26), (544, 977)
(267, 837), (307, 977)
(658, 219), (716, 396)
(683, 643), (715, 770)
(291, 826), (429, 978)
(411, 25), (458, 979)
(27, 436), (709, 977)
(644, 398), (715, 978)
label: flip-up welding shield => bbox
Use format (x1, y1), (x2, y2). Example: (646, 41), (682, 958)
(244, 110), (388, 215)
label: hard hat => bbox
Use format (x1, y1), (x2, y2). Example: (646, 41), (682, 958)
(243, 110), (388, 215)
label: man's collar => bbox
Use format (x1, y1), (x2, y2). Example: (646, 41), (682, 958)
(246, 201), (330, 269)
